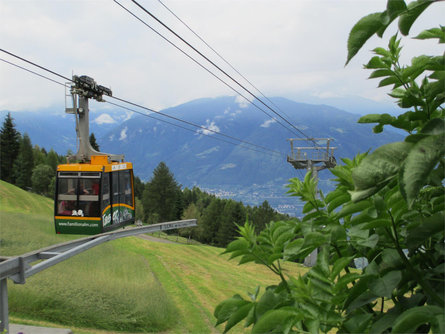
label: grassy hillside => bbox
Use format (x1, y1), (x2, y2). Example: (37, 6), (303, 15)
(0, 181), (307, 333)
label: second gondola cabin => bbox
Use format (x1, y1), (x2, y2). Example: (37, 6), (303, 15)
(55, 156), (135, 235)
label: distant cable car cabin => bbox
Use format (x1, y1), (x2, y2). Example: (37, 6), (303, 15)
(54, 75), (135, 234)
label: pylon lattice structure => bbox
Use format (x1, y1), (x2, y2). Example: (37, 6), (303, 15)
(286, 138), (337, 267)
(287, 138), (336, 175)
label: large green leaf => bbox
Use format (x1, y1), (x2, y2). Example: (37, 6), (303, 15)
(224, 238), (249, 254)
(347, 290), (378, 313)
(337, 200), (373, 218)
(406, 212), (445, 248)
(369, 270), (402, 298)
(370, 307), (403, 334)
(334, 273), (362, 293)
(344, 275), (374, 310)
(256, 288), (287, 319)
(414, 26), (445, 42)
(214, 294), (250, 326)
(369, 68), (393, 78)
(358, 113), (395, 124)
(398, 0), (433, 36)
(330, 256), (355, 280)
(326, 192), (350, 213)
(343, 313), (373, 333)
(346, 12), (384, 64)
(283, 238), (304, 260)
(351, 141), (412, 201)
(251, 308), (300, 334)
(399, 126), (445, 206)
(223, 303), (253, 333)
(392, 305), (444, 333)
(386, 0), (408, 21)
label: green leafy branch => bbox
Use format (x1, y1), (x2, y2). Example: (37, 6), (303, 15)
(215, 1), (444, 333)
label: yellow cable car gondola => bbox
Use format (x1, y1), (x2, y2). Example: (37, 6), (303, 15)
(54, 75), (135, 234)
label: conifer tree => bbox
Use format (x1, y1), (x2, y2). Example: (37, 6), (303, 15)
(200, 198), (224, 244)
(216, 200), (245, 246)
(142, 161), (181, 223)
(46, 149), (59, 173)
(32, 145), (47, 166)
(31, 164), (54, 196)
(0, 113), (20, 183)
(133, 175), (145, 200)
(89, 132), (100, 151)
(251, 200), (276, 232)
(14, 133), (34, 189)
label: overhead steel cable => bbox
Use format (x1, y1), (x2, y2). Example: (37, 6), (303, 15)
(112, 0), (298, 138)
(0, 58), (68, 88)
(129, 0), (310, 138)
(0, 48), (72, 83)
(105, 100), (285, 158)
(156, 0), (298, 130)
(109, 95), (284, 157)
(129, 0), (322, 147)
(0, 51), (284, 158)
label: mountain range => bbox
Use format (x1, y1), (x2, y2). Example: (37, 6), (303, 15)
(1, 96), (403, 215)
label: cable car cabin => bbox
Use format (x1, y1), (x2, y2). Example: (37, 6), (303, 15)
(54, 156), (135, 235)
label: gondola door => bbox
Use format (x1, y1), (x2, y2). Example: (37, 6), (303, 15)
(111, 171), (121, 226)
(101, 172), (112, 229)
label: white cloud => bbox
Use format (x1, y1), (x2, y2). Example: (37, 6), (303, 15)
(198, 119), (220, 136)
(196, 146), (219, 158)
(220, 163), (236, 170)
(94, 113), (116, 125)
(116, 111), (133, 122)
(260, 119), (277, 128)
(235, 95), (250, 109)
(1, 0), (443, 112)
(119, 127), (128, 141)
(311, 91), (340, 99)
(230, 109), (242, 117)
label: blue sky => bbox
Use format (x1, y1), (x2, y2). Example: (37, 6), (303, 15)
(1, 0), (443, 112)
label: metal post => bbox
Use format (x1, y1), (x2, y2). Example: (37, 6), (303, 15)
(286, 138), (336, 267)
(0, 278), (8, 333)
(304, 161), (318, 267)
(77, 95), (91, 161)
(69, 89), (123, 163)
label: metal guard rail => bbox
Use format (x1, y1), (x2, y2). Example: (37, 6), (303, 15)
(0, 219), (197, 284)
(0, 219), (197, 332)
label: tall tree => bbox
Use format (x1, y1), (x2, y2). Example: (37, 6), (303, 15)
(89, 132), (100, 151)
(0, 113), (20, 183)
(14, 133), (34, 189)
(31, 164), (54, 196)
(251, 200), (276, 232)
(216, 200), (245, 247)
(46, 149), (59, 173)
(32, 145), (47, 166)
(200, 198), (224, 245)
(180, 202), (202, 240)
(133, 175), (145, 200)
(142, 161), (181, 223)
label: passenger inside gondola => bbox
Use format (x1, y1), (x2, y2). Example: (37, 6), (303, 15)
(58, 198), (75, 215)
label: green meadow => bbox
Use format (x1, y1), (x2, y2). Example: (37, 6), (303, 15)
(0, 180), (307, 333)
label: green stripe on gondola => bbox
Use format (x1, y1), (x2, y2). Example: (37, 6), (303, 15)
(55, 218), (102, 235)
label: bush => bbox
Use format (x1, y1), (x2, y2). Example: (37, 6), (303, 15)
(215, 1), (444, 333)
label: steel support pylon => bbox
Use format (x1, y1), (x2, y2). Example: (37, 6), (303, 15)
(286, 138), (337, 267)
